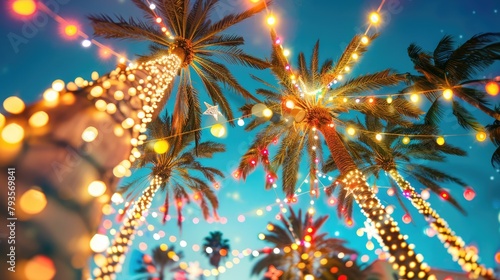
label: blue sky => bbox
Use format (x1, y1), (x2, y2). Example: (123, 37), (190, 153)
(1, 0), (500, 279)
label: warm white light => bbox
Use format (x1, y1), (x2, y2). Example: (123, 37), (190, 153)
(369, 12), (380, 23)
(352, 53), (359, 60)
(88, 181), (107, 197)
(262, 108), (273, 118)
(3, 96), (25, 114)
(402, 136), (410, 145)
(443, 88), (453, 100)
(285, 100), (295, 109)
(122, 118), (135, 129)
(2, 123), (24, 144)
(82, 39), (92, 47)
(237, 118), (245, 126)
(361, 36), (369, 45)
(386, 96), (393, 104)
(51, 79), (65, 92)
(283, 49), (290, 57)
(29, 111), (49, 128)
(82, 126), (98, 142)
(266, 15), (276, 26)
(90, 234), (110, 253)
(410, 93), (419, 103)
(347, 127), (356, 136)
(375, 133), (383, 141)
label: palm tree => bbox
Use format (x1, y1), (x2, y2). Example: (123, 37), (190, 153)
(236, 31), (434, 279)
(135, 245), (184, 280)
(202, 231), (230, 279)
(406, 33), (500, 165)
(95, 112), (225, 279)
(323, 115), (495, 279)
(0, 1), (267, 278)
(252, 207), (369, 280)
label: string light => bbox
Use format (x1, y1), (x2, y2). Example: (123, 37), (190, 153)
(442, 89), (453, 100)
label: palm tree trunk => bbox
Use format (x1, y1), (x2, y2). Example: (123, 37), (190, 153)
(0, 50), (184, 279)
(316, 121), (431, 279)
(387, 169), (495, 280)
(95, 176), (163, 279)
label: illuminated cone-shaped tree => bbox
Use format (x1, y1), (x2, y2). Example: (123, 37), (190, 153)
(0, 0), (266, 278)
(236, 31), (434, 279)
(406, 33), (500, 166)
(323, 115), (495, 279)
(202, 231), (230, 280)
(96, 112), (224, 279)
(252, 207), (370, 280)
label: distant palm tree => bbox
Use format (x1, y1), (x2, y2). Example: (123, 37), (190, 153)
(252, 207), (370, 280)
(202, 231), (230, 279)
(95, 112), (224, 279)
(236, 32), (432, 278)
(324, 115), (494, 278)
(406, 33), (500, 166)
(487, 119), (500, 167)
(135, 245), (184, 280)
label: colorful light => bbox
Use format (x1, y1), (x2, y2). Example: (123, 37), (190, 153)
(12, 0), (37, 16)
(486, 81), (499, 96)
(210, 124), (226, 138)
(64, 24), (78, 37)
(402, 213), (412, 224)
(361, 36), (369, 45)
(402, 136), (410, 145)
(476, 131), (487, 142)
(421, 189), (430, 200)
(436, 136), (445, 146)
(43, 89), (59, 103)
(153, 140), (169, 154)
(463, 187), (476, 201)
(442, 88), (453, 100)
(24, 255), (55, 280)
(0, 113), (5, 129)
(347, 127), (356, 136)
(440, 190), (450, 200)
(20, 189), (47, 215)
(3, 96), (25, 114)
(2, 123), (24, 144)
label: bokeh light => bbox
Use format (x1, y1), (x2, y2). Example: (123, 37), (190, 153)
(3, 96), (25, 114)
(24, 255), (55, 280)
(12, 0), (37, 16)
(29, 111), (49, 128)
(2, 123), (24, 144)
(486, 81), (499, 96)
(210, 124), (226, 138)
(90, 234), (110, 253)
(20, 188), (47, 215)
(88, 180), (107, 197)
(154, 139), (169, 154)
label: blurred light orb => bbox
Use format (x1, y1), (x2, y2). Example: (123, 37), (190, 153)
(12, 0), (37, 16)
(285, 100), (295, 109)
(366, 240), (375, 251)
(266, 15), (276, 26)
(463, 187), (476, 201)
(436, 136), (445, 146)
(369, 12), (380, 23)
(385, 205), (394, 214)
(351, 53), (359, 60)
(24, 255), (55, 280)
(43, 89), (59, 102)
(476, 131), (487, 142)
(402, 136), (410, 145)
(262, 108), (273, 118)
(386, 96), (393, 104)
(421, 189), (430, 200)
(82, 126), (98, 142)
(29, 111), (49, 128)
(20, 189), (47, 215)
(347, 127), (356, 136)
(82, 39), (92, 48)
(88, 181), (107, 197)
(442, 88), (453, 100)
(283, 49), (290, 57)
(90, 234), (110, 253)
(64, 24), (78, 37)
(387, 188), (395, 196)
(52, 79), (65, 92)
(361, 36), (369, 45)
(486, 81), (499, 96)
(237, 118), (245, 126)
(251, 103), (267, 117)
(2, 123), (24, 144)
(375, 133), (383, 141)
(210, 124), (226, 138)
(402, 213), (412, 224)
(410, 93), (419, 103)
(304, 274), (315, 280)
(154, 140), (169, 154)
(3, 96), (25, 114)
(0, 113), (5, 129)
(495, 252), (500, 264)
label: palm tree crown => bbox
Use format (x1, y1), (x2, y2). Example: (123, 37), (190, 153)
(252, 207), (368, 280)
(89, 0), (270, 139)
(95, 112), (225, 280)
(202, 231), (230, 278)
(236, 31), (432, 279)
